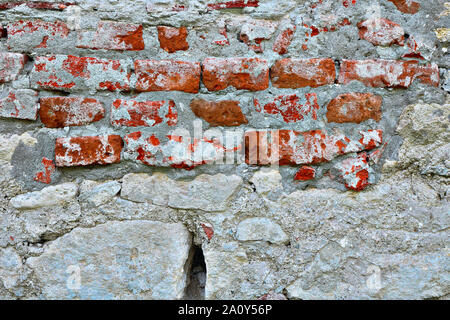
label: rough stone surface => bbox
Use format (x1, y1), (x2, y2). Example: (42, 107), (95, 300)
(121, 172), (242, 212)
(9, 182), (78, 209)
(78, 181), (121, 207)
(236, 218), (289, 244)
(26, 220), (192, 299)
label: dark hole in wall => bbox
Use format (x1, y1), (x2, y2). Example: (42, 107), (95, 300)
(184, 245), (207, 300)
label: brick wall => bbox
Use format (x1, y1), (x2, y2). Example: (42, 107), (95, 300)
(0, 0), (448, 300)
(1, 0), (445, 192)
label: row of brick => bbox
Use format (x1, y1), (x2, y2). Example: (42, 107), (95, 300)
(0, 15), (425, 54)
(51, 128), (383, 190)
(54, 129), (383, 168)
(49, 127), (383, 190)
(0, 53), (440, 93)
(0, 1), (420, 14)
(0, 90), (384, 127)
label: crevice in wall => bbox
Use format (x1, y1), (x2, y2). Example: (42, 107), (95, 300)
(183, 244), (207, 300)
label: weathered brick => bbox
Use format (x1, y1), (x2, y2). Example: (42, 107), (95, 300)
(254, 93), (319, 123)
(207, 1), (259, 10)
(0, 1), (74, 10)
(245, 129), (383, 165)
(0, 52), (27, 83)
(294, 166), (316, 181)
(357, 18), (404, 46)
(124, 131), (242, 169)
(387, 0), (419, 14)
(326, 93), (382, 124)
(338, 59), (439, 88)
(271, 58), (336, 88)
(0, 89), (39, 120)
(190, 99), (247, 126)
(202, 57), (269, 91)
(157, 26), (189, 53)
(135, 59), (200, 93)
(334, 153), (371, 191)
(111, 99), (178, 127)
(273, 24), (296, 55)
(7, 20), (69, 50)
(239, 20), (277, 53)
(39, 97), (105, 128)
(77, 21), (144, 51)
(30, 55), (132, 92)
(55, 135), (123, 167)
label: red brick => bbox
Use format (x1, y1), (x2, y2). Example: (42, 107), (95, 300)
(7, 20), (69, 49)
(207, 1), (259, 10)
(31, 55), (132, 92)
(245, 129), (383, 165)
(135, 59), (201, 93)
(357, 18), (404, 46)
(190, 99), (247, 126)
(111, 99), (177, 127)
(157, 26), (189, 53)
(326, 93), (382, 124)
(55, 135), (123, 167)
(0, 2), (74, 10)
(0, 89), (39, 120)
(39, 97), (105, 128)
(77, 21), (144, 51)
(0, 52), (27, 83)
(387, 0), (419, 14)
(294, 166), (316, 181)
(338, 59), (439, 88)
(273, 25), (296, 55)
(271, 58), (336, 88)
(202, 57), (269, 91)
(334, 153), (371, 191)
(254, 93), (319, 123)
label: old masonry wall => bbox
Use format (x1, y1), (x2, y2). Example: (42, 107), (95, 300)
(0, 0), (449, 299)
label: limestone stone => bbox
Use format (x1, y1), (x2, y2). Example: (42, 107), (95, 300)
(10, 183), (78, 209)
(236, 217), (289, 244)
(0, 247), (23, 290)
(0, 133), (37, 162)
(121, 173), (242, 211)
(26, 220), (192, 299)
(396, 99), (450, 176)
(249, 168), (283, 195)
(79, 181), (121, 207)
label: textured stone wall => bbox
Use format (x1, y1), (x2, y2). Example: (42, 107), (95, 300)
(0, 0), (448, 300)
